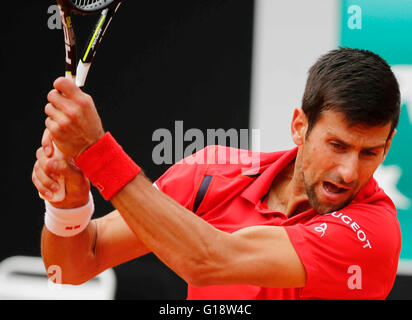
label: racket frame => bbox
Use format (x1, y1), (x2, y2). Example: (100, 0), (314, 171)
(66, 0), (121, 14)
(56, 0), (122, 87)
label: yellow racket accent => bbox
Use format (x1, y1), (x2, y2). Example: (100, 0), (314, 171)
(83, 12), (107, 61)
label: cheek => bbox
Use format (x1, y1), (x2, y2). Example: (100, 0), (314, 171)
(302, 142), (333, 178)
(358, 161), (380, 184)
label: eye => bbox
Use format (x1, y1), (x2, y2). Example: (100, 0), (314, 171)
(361, 150), (377, 157)
(330, 142), (345, 151)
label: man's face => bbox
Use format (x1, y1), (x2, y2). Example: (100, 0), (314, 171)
(294, 109), (393, 214)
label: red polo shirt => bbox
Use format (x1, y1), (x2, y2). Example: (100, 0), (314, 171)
(154, 145), (401, 300)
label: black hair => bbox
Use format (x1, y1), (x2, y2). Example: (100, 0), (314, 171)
(302, 47), (400, 138)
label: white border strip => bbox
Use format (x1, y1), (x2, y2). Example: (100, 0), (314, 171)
(397, 259), (412, 276)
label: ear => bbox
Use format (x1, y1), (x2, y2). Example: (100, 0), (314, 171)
(291, 108), (308, 146)
(382, 129), (396, 162)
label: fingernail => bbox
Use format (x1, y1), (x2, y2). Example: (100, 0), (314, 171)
(45, 191), (53, 199)
(51, 183), (59, 192)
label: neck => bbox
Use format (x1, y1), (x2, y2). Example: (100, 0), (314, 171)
(267, 158), (311, 217)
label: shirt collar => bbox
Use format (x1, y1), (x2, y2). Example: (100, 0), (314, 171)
(241, 147), (298, 205)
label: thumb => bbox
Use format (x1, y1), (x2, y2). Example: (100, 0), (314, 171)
(41, 128), (53, 157)
(53, 77), (81, 98)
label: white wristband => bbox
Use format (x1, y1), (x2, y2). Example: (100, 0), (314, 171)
(44, 192), (94, 237)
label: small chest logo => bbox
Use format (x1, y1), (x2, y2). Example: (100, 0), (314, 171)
(314, 223), (328, 237)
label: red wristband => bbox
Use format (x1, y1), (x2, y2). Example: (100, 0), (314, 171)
(75, 132), (141, 200)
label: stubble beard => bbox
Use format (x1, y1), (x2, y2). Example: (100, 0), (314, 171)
(302, 170), (356, 214)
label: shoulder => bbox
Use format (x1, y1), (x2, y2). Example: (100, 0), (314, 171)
(339, 177), (401, 254)
(317, 177), (401, 252)
(154, 145), (286, 209)
(333, 200), (401, 257)
(163, 144), (285, 178)
(285, 196), (401, 299)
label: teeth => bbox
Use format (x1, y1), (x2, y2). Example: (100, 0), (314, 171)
(324, 182), (345, 194)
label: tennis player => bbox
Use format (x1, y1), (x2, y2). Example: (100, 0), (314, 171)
(33, 48), (402, 299)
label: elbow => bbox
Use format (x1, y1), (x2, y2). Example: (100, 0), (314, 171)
(184, 266), (216, 288)
(43, 261), (94, 286)
(185, 256), (230, 288)
(184, 269), (210, 288)
(46, 269), (93, 286)
(59, 275), (90, 286)
(182, 237), (229, 288)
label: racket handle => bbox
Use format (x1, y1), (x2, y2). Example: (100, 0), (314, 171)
(65, 71), (76, 83)
(49, 142), (66, 202)
(76, 61), (91, 88)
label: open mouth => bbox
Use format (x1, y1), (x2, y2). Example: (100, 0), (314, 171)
(322, 181), (349, 195)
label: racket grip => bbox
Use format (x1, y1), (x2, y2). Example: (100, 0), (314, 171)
(49, 142), (66, 202)
(76, 61), (91, 88)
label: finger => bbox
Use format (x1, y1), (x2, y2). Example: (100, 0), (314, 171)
(36, 146), (67, 177)
(41, 128), (53, 157)
(44, 102), (70, 125)
(32, 164), (54, 200)
(45, 117), (60, 140)
(53, 77), (81, 99)
(45, 116), (70, 141)
(47, 90), (82, 124)
(34, 160), (60, 193)
(36, 146), (55, 175)
(47, 89), (72, 113)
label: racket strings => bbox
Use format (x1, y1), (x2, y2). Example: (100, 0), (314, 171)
(70, 0), (116, 11)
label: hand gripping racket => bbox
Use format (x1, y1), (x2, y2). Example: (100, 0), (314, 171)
(49, 0), (122, 202)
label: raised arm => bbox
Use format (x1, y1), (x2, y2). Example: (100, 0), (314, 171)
(110, 172), (306, 288)
(44, 77), (306, 288)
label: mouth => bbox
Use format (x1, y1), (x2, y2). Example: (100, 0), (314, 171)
(322, 181), (351, 200)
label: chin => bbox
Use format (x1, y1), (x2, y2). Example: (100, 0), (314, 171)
(305, 181), (356, 214)
(311, 196), (354, 215)
(314, 204), (342, 215)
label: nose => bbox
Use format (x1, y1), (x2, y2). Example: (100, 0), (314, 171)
(336, 153), (359, 185)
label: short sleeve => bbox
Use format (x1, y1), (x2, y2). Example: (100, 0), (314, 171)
(153, 146), (213, 211)
(285, 204), (401, 299)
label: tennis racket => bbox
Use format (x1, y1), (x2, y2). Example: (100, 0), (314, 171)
(50, 0), (122, 202)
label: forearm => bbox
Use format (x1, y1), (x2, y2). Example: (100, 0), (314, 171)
(41, 221), (98, 285)
(41, 209), (151, 285)
(111, 172), (226, 285)
(110, 173), (306, 289)
(42, 77), (306, 290)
